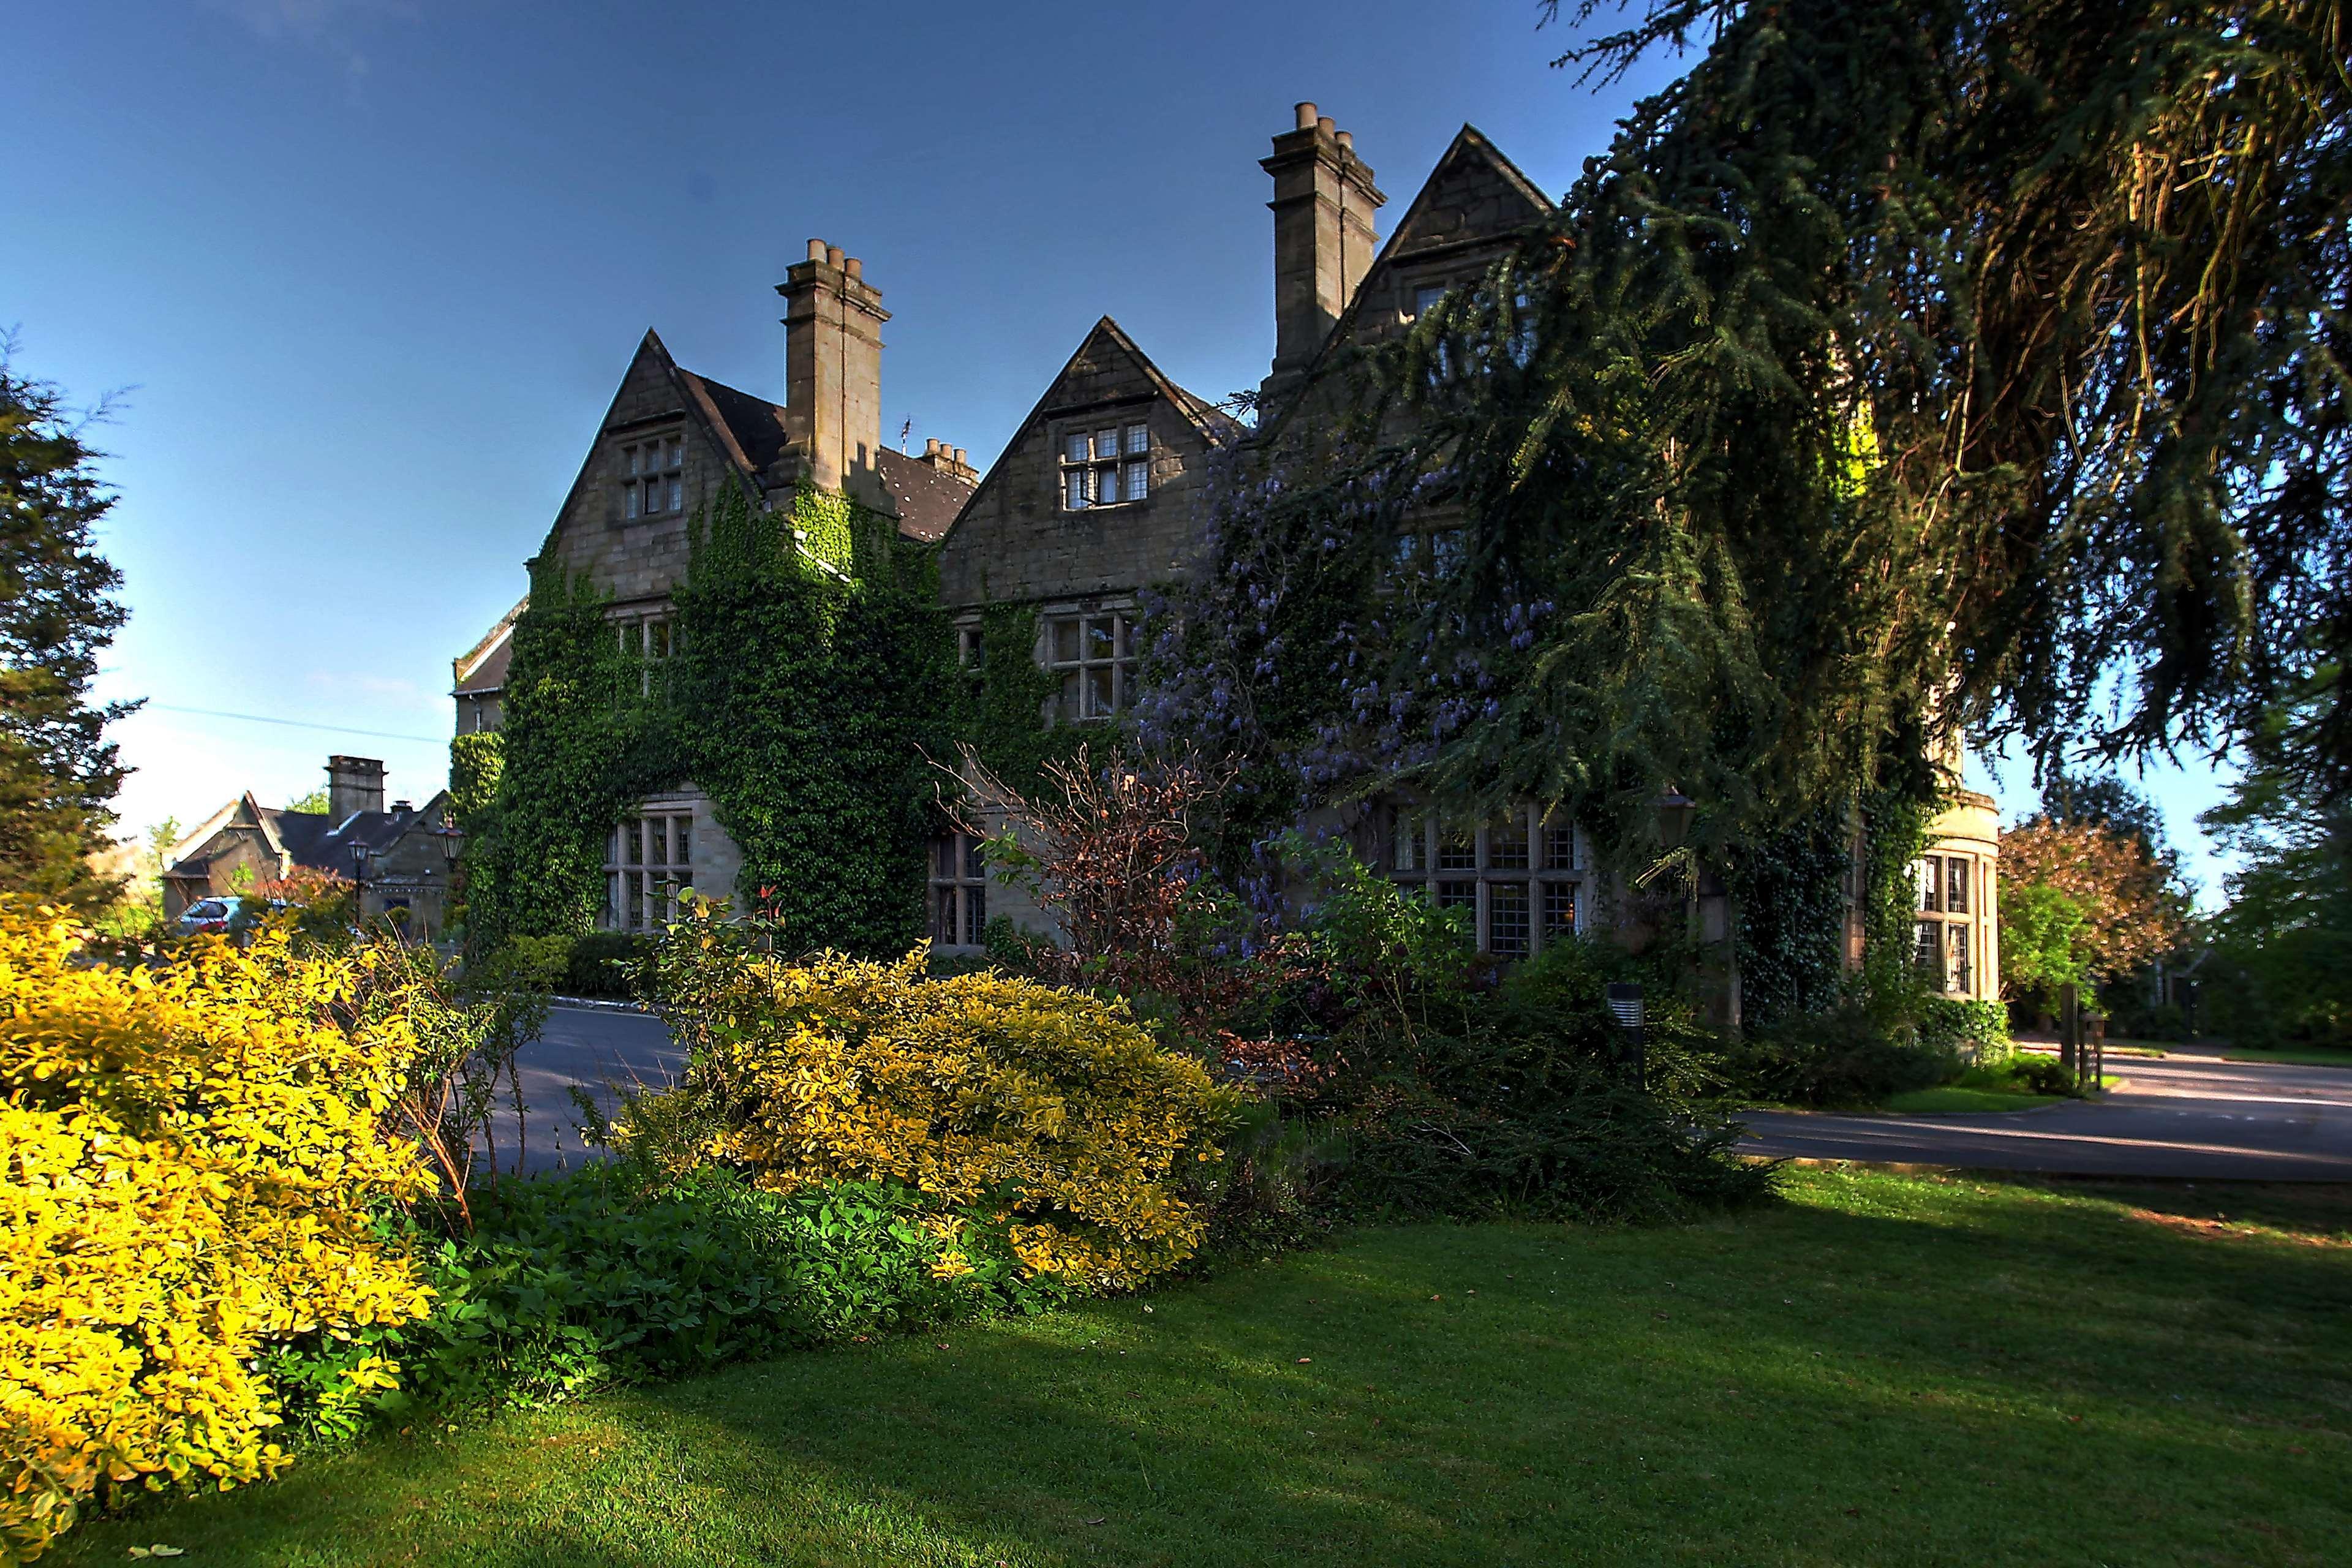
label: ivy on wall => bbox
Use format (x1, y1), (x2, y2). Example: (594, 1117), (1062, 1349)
(1858, 774), (1941, 1012)
(1727, 807), (1853, 1029)
(963, 602), (1074, 791)
(465, 486), (954, 955)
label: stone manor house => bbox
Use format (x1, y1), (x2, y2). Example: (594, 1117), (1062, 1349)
(454, 104), (2001, 1007)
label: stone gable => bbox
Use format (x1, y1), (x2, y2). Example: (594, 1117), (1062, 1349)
(937, 318), (1230, 611)
(535, 333), (749, 608)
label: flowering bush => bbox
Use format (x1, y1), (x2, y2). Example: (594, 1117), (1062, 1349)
(0, 902), (433, 1563)
(626, 906), (1240, 1289)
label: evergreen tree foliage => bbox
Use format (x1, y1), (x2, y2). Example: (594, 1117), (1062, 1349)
(2199, 668), (2352, 1044)
(0, 340), (135, 911)
(1238, 0), (2346, 842)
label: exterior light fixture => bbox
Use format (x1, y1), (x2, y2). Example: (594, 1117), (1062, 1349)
(1654, 787), (1696, 850)
(1605, 981), (1647, 1090)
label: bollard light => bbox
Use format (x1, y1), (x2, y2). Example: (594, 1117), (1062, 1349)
(1605, 982), (1646, 1030)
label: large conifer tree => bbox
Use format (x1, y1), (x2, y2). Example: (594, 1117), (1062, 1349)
(1249, 0), (2346, 842)
(0, 341), (136, 910)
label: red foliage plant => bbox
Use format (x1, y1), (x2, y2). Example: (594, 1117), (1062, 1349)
(942, 743), (1278, 1038)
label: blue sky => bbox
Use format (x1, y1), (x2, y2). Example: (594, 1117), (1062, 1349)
(10, 0), (2242, 900)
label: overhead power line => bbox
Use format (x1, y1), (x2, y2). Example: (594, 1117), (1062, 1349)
(145, 703), (445, 745)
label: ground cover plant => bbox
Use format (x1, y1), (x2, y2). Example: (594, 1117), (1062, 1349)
(45, 1166), (2351, 1567)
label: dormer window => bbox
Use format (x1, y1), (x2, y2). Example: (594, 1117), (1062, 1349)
(1060, 423), (1150, 510)
(624, 435), (684, 519)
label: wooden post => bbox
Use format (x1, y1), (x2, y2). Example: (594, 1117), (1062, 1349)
(2060, 982), (2081, 1088)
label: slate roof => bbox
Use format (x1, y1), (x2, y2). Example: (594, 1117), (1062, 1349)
(677, 367), (792, 475)
(271, 802), (438, 872)
(454, 600), (523, 695)
(873, 447), (974, 542)
(675, 361), (977, 542)
(164, 791), (454, 886)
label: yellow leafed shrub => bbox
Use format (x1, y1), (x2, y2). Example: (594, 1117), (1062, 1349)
(0, 902), (432, 1564)
(632, 923), (1238, 1290)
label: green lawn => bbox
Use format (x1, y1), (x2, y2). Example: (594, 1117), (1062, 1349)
(2218, 1045), (2352, 1069)
(1881, 1083), (2062, 1113)
(55, 1169), (2351, 1568)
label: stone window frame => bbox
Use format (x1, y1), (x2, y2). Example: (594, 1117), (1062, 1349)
(1400, 276), (1535, 369)
(621, 431), (685, 521)
(1056, 418), (1152, 512)
(1912, 850), (1989, 997)
(604, 804), (695, 933)
(928, 828), (989, 950)
(1042, 606), (1137, 724)
(956, 622), (984, 670)
(1387, 802), (1586, 960)
(609, 605), (679, 698)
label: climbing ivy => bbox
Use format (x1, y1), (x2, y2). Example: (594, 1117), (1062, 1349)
(963, 602), (1075, 791)
(1858, 777), (1941, 1016)
(465, 485), (954, 955)
(1727, 807), (1852, 1030)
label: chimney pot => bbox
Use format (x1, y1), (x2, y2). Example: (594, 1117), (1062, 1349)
(844, 255), (862, 281)
(826, 244), (845, 269)
(952, 447), (967, 466)
(1335, 129), (1354, 151)
(806, 237), (827, 262)
(1316, 115), (1335, 136)
(925, 437), (942, 456)
(1294, 101), (1317, 130)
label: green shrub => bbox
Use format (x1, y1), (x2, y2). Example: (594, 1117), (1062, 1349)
(265, 1164), (1065, 1442)
(1918, 996), (2012, 1063)
(2003, 1053), (2076, 1096)
(1243, 856), (1771, 1223)
(1733, 1002), (1960, 1105)
(2098, 988), (2191, 1042)
(562, 930), (647, 997)
(498, 933), (576, 990)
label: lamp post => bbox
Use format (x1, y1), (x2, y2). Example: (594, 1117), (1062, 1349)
(437, 814), (461, 941)
(1605, 982), (1646, 1088)
(348, 840), (370, 929)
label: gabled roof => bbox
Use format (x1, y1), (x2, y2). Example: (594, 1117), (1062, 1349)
(940, 316), (1240, 546)
(675, 362), (793, 478)
(584, 332), (976, 543)
(165, 791), (456, 883)
(1261, 124), (1556, 432)
(1378, 123), (1553, 264)
(874, 447), (974, 542)
(455, 599), (525, 695)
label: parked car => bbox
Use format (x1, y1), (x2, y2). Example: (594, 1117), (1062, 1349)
(174, 896), (258, 937)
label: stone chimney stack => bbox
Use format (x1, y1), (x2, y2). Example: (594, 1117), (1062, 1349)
(918, 436), (979, 484)
(778, 238), (891, 507)
(1260, 101), (1384, 409)
(325, 755), (385, 818)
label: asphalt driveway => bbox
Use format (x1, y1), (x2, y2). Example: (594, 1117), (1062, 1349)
(1738, 1049), (2352, 1180)
(479, 1003), (685, 1176)
(491, 1009), (2352, 1183)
